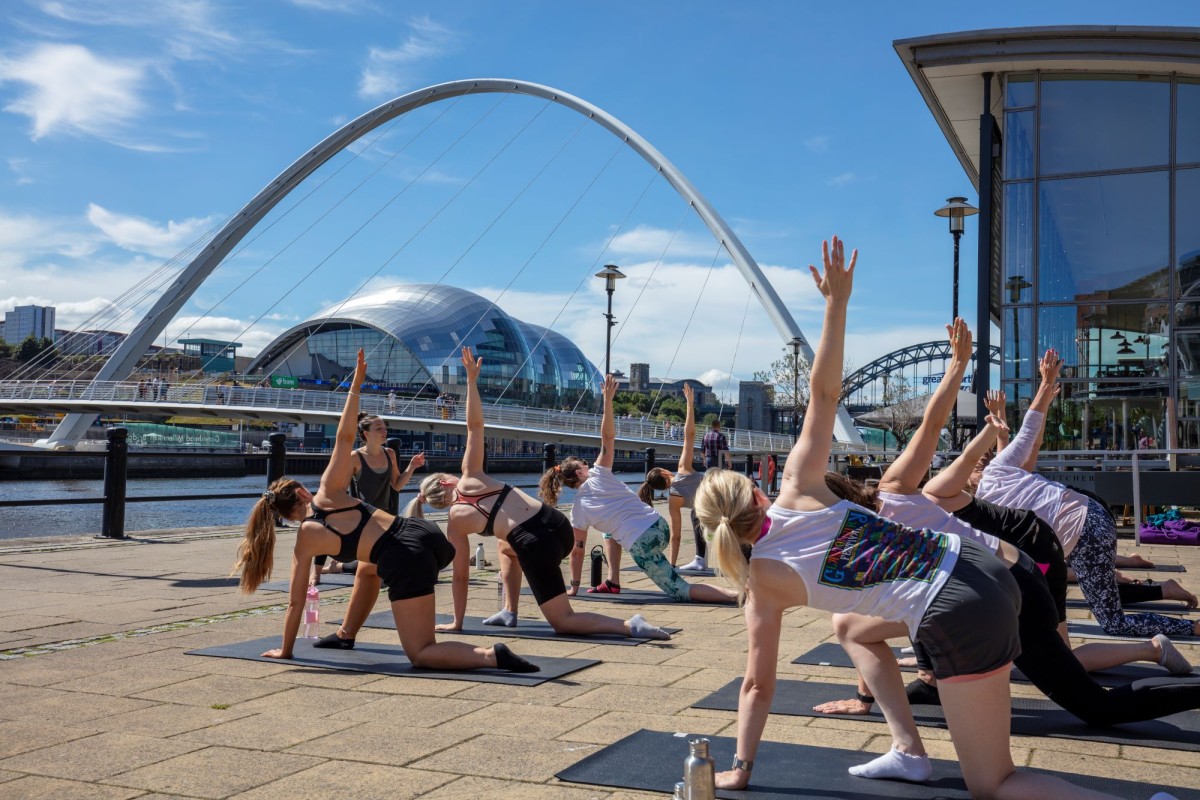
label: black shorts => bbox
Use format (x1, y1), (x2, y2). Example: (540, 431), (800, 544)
(914, 537), (1022, 680)
(369, 517), (455, 602)
(506, 503), (574, 605)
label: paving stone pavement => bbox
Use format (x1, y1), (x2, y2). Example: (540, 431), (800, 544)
(1, 507), (1198, 798)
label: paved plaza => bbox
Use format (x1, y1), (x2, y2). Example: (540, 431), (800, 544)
(1, 508), (1198, 799)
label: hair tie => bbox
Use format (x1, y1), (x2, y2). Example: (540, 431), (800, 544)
(720, 515), (730, 525)
(261, 490), (276, 503)
(554, 465), (562, 473)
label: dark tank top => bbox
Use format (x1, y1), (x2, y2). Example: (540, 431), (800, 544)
(306, 501), (376, 562)
(451, 484), (512, 537)
(353, 450), (396, 514)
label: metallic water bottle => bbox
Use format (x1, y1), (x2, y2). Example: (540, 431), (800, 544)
(475, 542), (485, 569)
(683, 737), (716, 800)
(673, 780), (686, 799)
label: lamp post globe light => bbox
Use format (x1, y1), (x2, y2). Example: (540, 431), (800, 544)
(595, 264), (626, 377)
(934, 196), (978, 447)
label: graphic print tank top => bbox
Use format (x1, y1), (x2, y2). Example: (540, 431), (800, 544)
(753, 500), (960, 637)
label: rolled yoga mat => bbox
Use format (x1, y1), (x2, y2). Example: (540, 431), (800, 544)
(790, 641), (1192, 688)
(187, 635), (598, 686)
(692, 678), (1200, 753)
(555, 728), (1200, 799)
(343, 611), (680, 646)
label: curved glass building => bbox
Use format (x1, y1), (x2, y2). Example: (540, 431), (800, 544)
(247, 284), (601, 407)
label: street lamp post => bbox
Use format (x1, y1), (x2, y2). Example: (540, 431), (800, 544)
(594, 265), (626, 377)
(1005, 274), (1034, 423)
(935, 196), (978, 447)
(790, 337), (803, 439)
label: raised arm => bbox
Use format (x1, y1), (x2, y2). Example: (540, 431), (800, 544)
(677, 383), (696, 474)
(391, 451), (426, 492)
(320, 349), (366, 496)
(778, 237), (856, 507)
(983, 389), (1009, 455)
(992, 349), (1060, 471)
(460, 347), (486, 477)
(597, 374), (618, 470)
(924, 413), (1006, 500)
(879, 319), (971, 493)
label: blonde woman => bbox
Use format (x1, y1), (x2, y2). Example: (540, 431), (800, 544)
(694, 237), (1136, 799)
(232, 348), (538, 673)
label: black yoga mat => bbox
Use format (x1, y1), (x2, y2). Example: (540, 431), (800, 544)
(345, 611), (680, 646)
(692, 678), (1200, 753)
(622, 565), (717, 577)
(187, 635), (597, 686)
(1145, 563), (1187, 572)
(1068, 621), (1200, 642)
(1066, 597), (1199, 614)
(555, 729), (1200, 799)
(260, 572), (356, 592)
(790, 641), (1186, 688)
(520, 587), (733, 606)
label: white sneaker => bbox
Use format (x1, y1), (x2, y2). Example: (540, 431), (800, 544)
(679, 557), (707, 571)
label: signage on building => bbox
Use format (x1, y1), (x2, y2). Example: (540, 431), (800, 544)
(269, 375), (299, 389)
(920, 373), (973, 388)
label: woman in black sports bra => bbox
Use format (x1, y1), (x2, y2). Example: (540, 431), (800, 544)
(385, 347), (669, 640)
(232, 348), (539, 673)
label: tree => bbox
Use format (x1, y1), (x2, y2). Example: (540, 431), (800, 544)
(752, 346), (856, 431)
(872, 373), (926, 449)
(15, 335), (51, 363)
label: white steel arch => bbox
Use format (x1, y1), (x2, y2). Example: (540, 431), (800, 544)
(46, 78), (862, 446)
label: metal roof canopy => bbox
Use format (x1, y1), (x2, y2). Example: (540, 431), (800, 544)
(894, 25), (1200, 188)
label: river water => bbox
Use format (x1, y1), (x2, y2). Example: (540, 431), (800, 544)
(0, 472), (639, 540)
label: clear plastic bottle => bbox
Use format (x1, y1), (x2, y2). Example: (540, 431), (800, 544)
(303, 585), (320, 638)
(683, 737), (716, 800)
(497, 572), (505, 605)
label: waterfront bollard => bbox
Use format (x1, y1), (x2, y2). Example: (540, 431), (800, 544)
(267, 432), (287, 485)
(386, 437), (402, 465)
(100, 426), (128, 539)
(543, 443), (556, 473)
(644, 447), (656, 475)
(745, 453), (754, 478)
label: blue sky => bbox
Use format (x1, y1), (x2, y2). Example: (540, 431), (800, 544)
(2, 0), (1196, 401)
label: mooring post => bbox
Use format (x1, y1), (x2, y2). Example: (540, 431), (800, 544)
(100, 426), (128, 539)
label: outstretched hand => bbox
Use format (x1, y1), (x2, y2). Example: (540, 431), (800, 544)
(947, 318), (972, 365)
(682, 382), (694, 404)
(460, 347), (482, 383)
(407, 451), (426, 472)
(352, 348), (367, 387)
(1039, 349), (1062, 385)
(984, 389), (1006, 417)
(985, 413), (1010, 435)
(809, 236), (857, 305)
(602, 373), (618, 403)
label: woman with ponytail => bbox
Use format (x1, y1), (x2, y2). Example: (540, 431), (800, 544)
(544, 373), (736, 604)
(635, 383), (708, 570)
(231, 348), (539, 673)
(693, 237), (1126, 799)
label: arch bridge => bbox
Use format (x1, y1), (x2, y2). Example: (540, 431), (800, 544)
(843, 341), (1002, 399)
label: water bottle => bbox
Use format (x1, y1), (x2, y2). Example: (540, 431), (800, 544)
(590, 544), (604, 588)
(475, 542), (485, 569)
(303, 585), (320, 638)
(496, 572), (505, 605)
(673, 781), (687, 799)
(683, 737), (716, 800)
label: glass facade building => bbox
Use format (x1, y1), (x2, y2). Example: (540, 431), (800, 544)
(896, 27), (1200, 452)
(247, 284), (601, 407)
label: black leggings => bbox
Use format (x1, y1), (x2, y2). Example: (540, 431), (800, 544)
(689, 508), (706, 558)
(506, 503), (574, 605)
(1118, 582), (1164, 605)
(1009, 552), (1200, 727)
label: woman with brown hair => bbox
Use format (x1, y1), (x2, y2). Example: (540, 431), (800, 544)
(231, 348), (538, 673)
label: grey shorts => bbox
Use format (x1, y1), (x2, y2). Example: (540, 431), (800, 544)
(914, 537), (1022, 680)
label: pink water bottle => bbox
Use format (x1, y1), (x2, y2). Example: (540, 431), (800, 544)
(303, 585), (320, 638)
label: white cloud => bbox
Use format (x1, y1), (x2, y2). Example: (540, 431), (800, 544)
(359, 16), (458, 99)
(605, 224), (722, 261)
(86, 203), (223, 258)
(288, 0), (378, 12)
(0, 210), (101, 271)
(7, 157), (34, 184)
(162, 314), (284, 355)
(0, 43), (146, 141)
(826, 171), (856, 187)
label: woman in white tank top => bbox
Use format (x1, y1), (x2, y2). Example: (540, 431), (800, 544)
(693, 237), (1133, 800)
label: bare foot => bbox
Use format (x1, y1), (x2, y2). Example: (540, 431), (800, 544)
(566, 583), (580, 597)
(1122, 551), (1156, 568)
(1162, 579), (1199, 608)
(1114, 569), (1134, 585)
(813, 698), (872, 715)
(896, 656), (918, 668)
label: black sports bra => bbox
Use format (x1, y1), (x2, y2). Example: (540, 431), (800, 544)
(451, 484), (512, 537)
(306, 501), (375, 562)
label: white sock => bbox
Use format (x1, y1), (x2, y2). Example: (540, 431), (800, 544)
(482, 609), (517, 627)
(628, 613), (671, 640)
(848, 747), (932, 782)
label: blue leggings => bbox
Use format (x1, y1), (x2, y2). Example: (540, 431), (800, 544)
(1066, 499), (1194, 638)
(629, 518), (693, 601)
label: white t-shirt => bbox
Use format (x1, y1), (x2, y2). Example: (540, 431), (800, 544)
(877, 490), (1000, 553)
(569, 465), (661, 547)
(753, 500), (960, 638)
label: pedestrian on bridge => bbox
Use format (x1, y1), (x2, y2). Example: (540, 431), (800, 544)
(232, 347), (539, 674)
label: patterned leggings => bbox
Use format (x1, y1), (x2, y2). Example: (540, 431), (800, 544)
(629, 517), (693, 601)
(1066, 499), (1195, 638)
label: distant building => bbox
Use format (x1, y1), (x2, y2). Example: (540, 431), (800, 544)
(612, 373), (714, 407)
(630, 362), (650, 392)
(55, 329), (127, 356)
(738, 380), (772, 432)
(180, 338), (243, 374)
(4, 305), (55, 343)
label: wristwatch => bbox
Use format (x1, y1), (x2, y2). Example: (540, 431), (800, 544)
(731, 756), (754, 773)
